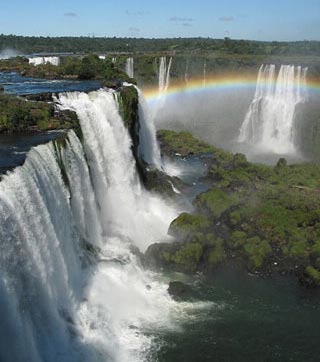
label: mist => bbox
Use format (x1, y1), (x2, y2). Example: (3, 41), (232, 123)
(0, 48), (20, 59)
(153, 87), (253, 150)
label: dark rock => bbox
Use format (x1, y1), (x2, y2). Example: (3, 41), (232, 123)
(24, 92), (54, 102)
(168, 281), (194, 301)
(0, 84), (4, 92)
(142, 166), (185, 197)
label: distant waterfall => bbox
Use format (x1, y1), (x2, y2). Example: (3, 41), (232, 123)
(203, 61), (207, 87)
(158, 56), (172, 94)
(112, 57), (117, 63)
(28, 56), (60, 66)
(0, 89), (178, 362)
(184, 59), (189, 84)
(238, 64), (308, 154)
(125, 57), (134, 78)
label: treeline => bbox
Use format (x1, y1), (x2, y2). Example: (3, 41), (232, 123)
(0, 54), (132, 82)
(1, 34), (320, 56)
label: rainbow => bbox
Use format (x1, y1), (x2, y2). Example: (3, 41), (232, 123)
(143, 74), (320, 102)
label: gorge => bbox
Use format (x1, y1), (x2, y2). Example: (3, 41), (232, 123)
(0, 51), (320, 361)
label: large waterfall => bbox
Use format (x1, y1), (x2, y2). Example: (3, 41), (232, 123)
(125, 57), (134, 78)
(238, 64), (308, 154)
(0, 88), (179, 362)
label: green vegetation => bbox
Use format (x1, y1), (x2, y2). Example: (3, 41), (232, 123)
(0, 93), (78, 133)
(157, 129), (216, 156)
(146, 130), (320, 286)
(1, 35), (320, 56)
(118, 86), (139, 128)
(0, 54), (132, 82)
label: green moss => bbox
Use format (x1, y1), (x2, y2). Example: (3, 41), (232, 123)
(169, 212), (210, 239)
(171, 243), (203, 271)
(157, 129), (216, 156)
(195, 188), (239, 217)
(208, 238), (226, 265)
(306, 266), (320, 283)
(243, 237), (272, 268)
(229, 231), (248, 248)
(229, 210), (242, 225)
(118, 86), (139, 128)
(311, 240), (320, 256)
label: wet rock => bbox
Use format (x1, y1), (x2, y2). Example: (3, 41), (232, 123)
(168, 281), (193, 301)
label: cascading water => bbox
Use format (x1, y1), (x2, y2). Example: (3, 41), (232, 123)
(0, 138), (83, 362)
(135, 86), (163, 168)
(28, 56), (60, 66)
(125, 57), (134, 78)
(130, 57), (172, 169)
(238, 64), (308, 154)
(158, 56), (172, 95)
(0, 88), (181, 361)
(57, 89), (176, 248)
(184, 60), (189, 84)
(203, 61), (207, 87)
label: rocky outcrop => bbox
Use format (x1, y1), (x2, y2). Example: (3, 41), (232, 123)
(0, 93), (79, 133)
(145, 129), (320, 288)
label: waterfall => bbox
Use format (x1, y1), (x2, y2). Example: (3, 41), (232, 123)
(0, 137), (83, 362)
(28, 56), (60, 66)
(112, 57), (117, 63)
(0, 89), (179, 361)
(158, 56), (172, 95)
(184, 59), (189, 84)
(137, 57), (173, 169)
(135, 86), (162, 167)
(125, 57), (134, 78)
(203, 61), (207, 87)
(238, 64), (308, 154)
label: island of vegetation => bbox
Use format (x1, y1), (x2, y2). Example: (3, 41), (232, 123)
(146, 130), (320, 288)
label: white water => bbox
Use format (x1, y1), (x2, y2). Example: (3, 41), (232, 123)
(29, 56), (60, 66)
(0, 89), (183, 361)
(238, 64), (308, 154)
(158, 56), (172, 95)
(125, 57), (134, 78)
(135, 86), (163, 168)
(137, 57), (173, 169)
(184, 60), (189, 84)
(203, 61), (207, 87)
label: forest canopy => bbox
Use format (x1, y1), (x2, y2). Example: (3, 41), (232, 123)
(1, 34), (320, 56)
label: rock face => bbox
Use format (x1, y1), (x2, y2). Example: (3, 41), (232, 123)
(167, 281), (194, 301)
(0, 84), (4, 93)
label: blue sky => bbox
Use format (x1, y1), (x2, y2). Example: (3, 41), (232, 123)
(1, 0), (319, 41)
